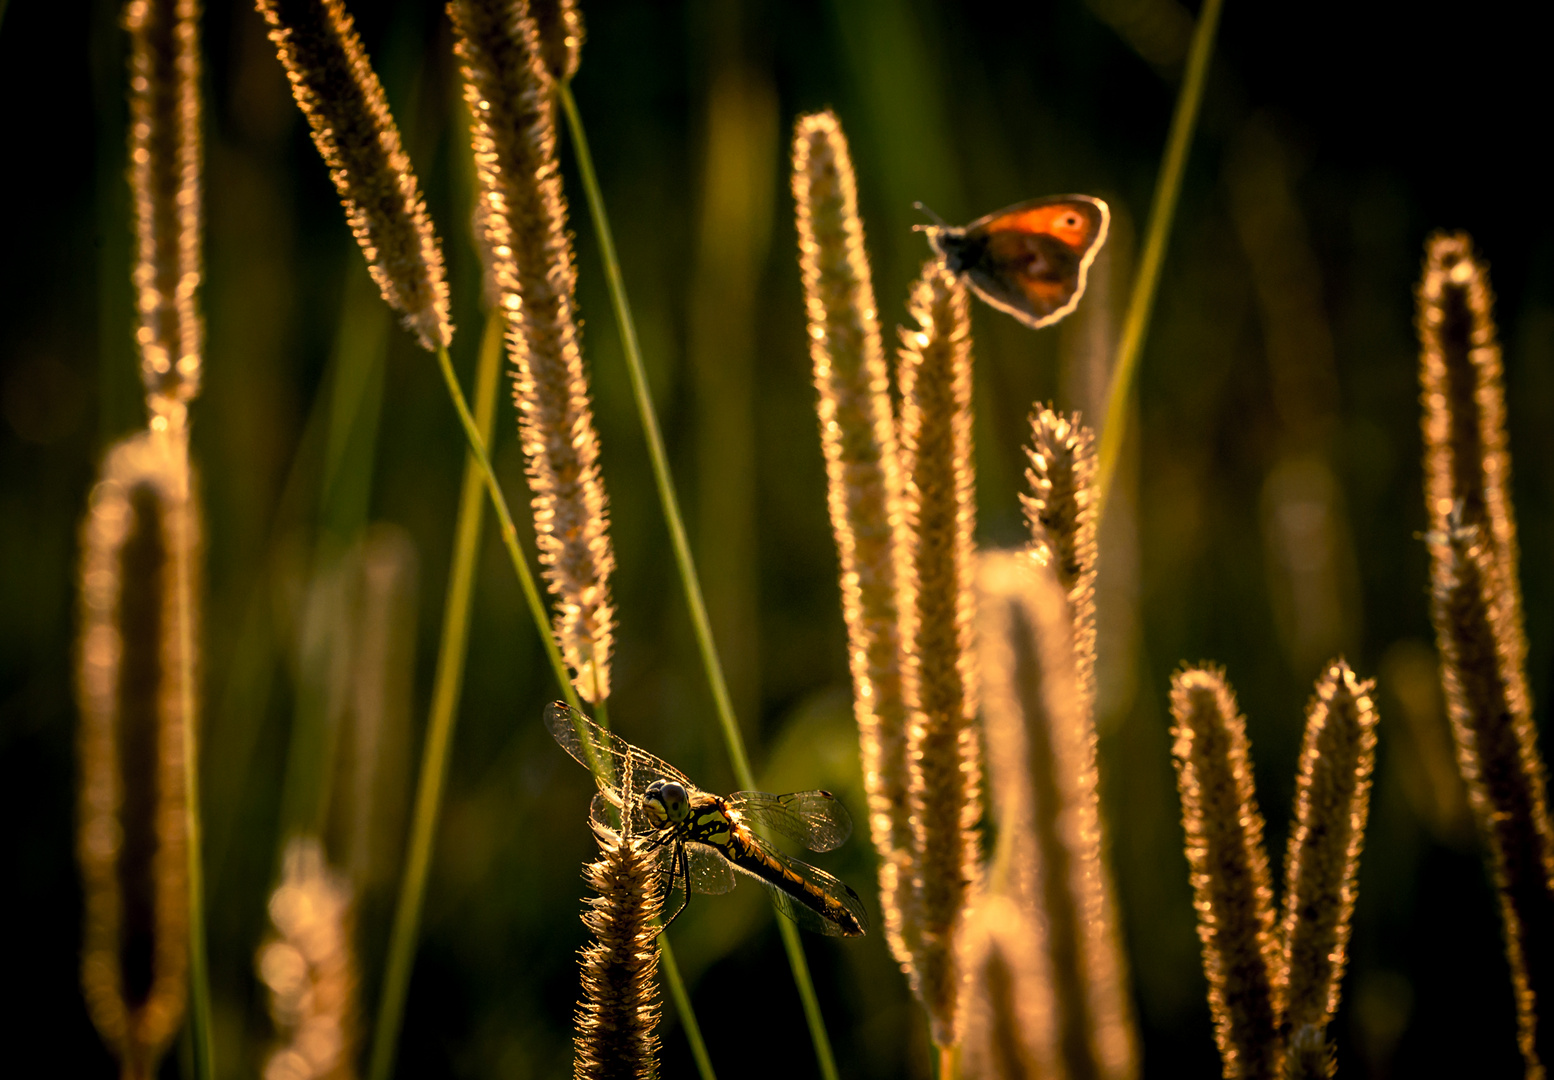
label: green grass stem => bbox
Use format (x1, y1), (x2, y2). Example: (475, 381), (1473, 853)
(368, 315), (575, 1080)
(1094, 0), (1225, 516)
(176, 438), (214, 1080)
(659, 934), (718, 1080)
(560, 82), (839, 1080)
(434, 341), (580, 710)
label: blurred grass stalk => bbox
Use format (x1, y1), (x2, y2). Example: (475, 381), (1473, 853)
(1016, 414), (1138, 1080)
(78, 434), (201, 1080)
(1094, 0), (1225, 515)
(257, 838), (361, 1080)
(977, 549), (1136, 1080)
(561, 65), (837, 1080)
(75, 1), (215, 1077)
(1417, 233), (1554, 1074)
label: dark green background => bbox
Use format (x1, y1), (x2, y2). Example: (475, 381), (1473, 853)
(3, 0), (1550, 1076)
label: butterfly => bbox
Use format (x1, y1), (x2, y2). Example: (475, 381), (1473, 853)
(917, 195), (1110, 330)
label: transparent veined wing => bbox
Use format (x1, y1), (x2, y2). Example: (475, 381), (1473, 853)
(547, 701), (699, 818)
(726, 790), (853, 852)
(724, 842), (870, 938)
(679, 843), (737, 895)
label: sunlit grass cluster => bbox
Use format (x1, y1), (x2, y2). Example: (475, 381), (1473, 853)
(67, 1), (1554, 1079)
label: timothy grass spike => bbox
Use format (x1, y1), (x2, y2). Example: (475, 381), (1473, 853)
(978, 551), (1138, 1080)
(792, 108), (921, 977)
(125, 0), (203, 429)
(1169, 667), (1280, 1080)
(256, 0), (452, 351)
(575, 820), (663, 1080)
(77, 431), (198, 1080)
(1276, 660), (1378, 1052)
(1418, 232), (1554, 1075)
(450, 0), (615, 703)
(898, 260), (980, 1047)
(1419, 233), (1522, 619)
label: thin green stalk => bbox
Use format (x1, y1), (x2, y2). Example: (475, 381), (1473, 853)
(1094, 0), (1225, 516)
(560, 82), (839, 1080)
(435, 341), (580, 710)
(559, 84), (751, 784)
(368, 317), (572, 1080)
(659, 934), (717, 1080)
(176, 438), (214, 1080)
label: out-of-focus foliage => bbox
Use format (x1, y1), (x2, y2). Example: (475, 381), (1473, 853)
(3, 1), (1551, 1077)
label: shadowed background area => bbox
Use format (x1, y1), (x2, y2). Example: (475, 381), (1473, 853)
(2, 0), (1551, 1076)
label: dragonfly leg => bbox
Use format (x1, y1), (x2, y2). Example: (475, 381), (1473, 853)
(659, 841), (691, 933)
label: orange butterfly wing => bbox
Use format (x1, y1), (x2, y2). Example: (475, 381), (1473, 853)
(966, 197), (1110, 328)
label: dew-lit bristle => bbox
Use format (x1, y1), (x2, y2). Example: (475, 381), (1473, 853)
(978, 551), (1139, 1080)
(450, 0), (615, 703)
(792, 108), (920, 976)
(256, 0), (452, 351)
(1277, 660), (1377, 1044)
(897, 260), (979, 1046)
(961, 895), (1059, 1080)
(77, 431), (199, 1080)
(1023, 407), (1099, 724)
(1169, 667), (1280, 1080)
(574, 821), (662, 1080)
(125, 0), (203, 430)
(1417, 232), (1554, 1073)
(257, 838), (359, 1080)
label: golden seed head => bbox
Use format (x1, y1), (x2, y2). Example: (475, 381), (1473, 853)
(574, 821), (662, 1080)
(257, 0), (452, 351)
(1416, 232), (1554, 1075)
(1277, 659), (1378, 1038)
(124, 0), (204, 428)
(1417, 231), (1516, 586)
(451, 0), (614, 702)
(77, 430), (198, 1077)
(792, 108), (921, 977)
(898, 260), (980, 1045)
(1023, 407), (1099, 727)
(1169, 666), (1280, 1080)
(257, 838), (359, 1080)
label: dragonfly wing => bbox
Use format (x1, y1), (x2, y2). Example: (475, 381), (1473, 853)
(546, 701), (699, 810)
(727, 790), (854, 852)
(684, 843), (737, 895)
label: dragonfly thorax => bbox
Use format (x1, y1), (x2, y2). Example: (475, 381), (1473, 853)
(643, 779), (691, 826)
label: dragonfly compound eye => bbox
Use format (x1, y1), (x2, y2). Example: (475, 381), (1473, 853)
(644, 780), (691, 825)
(659, 781), (690, 821)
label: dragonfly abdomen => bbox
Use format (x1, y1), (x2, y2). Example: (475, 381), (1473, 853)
(724, 824), (867, 937)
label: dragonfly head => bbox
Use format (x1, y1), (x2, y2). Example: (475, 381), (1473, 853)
(644, 779), (690, 826)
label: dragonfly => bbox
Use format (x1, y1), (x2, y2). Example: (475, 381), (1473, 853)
(546, 701), (869, 938)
